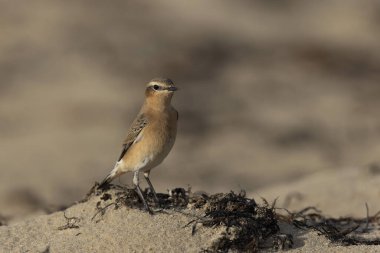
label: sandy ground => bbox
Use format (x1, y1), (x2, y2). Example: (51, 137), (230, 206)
(1, 186), (379, 253)
(1, 0), (380, 252)
(255, 166), (380, 218)
(0, 191), (223, 253)
(281, 223), (380, 253)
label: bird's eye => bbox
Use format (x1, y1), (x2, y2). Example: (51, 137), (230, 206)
(153, 85), (159, 90)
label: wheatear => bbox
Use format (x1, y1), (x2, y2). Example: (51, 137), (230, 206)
(99, 78), (178, 213)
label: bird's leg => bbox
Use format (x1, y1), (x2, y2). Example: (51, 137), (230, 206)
(133, 171), (152, 214)
(144, 171), (160, 205)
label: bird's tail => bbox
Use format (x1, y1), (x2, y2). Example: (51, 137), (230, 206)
(98, 173), (113, 189)
(98, 166), (119, 189)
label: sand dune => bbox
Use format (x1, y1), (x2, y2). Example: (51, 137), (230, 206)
(1, 177), (379, 252)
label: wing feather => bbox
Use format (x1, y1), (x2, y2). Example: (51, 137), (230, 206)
(117, 113), (148, 161)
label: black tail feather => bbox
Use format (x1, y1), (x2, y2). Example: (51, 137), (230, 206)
(98, 174), (113, 189)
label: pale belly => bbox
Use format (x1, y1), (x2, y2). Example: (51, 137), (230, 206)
(141, 133), (176, 172)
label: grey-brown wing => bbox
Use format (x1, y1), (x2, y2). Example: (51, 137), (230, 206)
(117, 113), (148, 161)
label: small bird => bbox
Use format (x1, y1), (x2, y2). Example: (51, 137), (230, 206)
(99, 78), (178, 213)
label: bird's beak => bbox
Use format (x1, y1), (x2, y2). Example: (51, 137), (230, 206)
(167, 86), (178, 91)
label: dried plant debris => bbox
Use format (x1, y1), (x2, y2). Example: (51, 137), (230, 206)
(58, 212), (81, 230)
(277, 206), (380, 246)
(85, 183), (380, 251)
(192, 192), (292, 252)
(87, 183), (290, 251)
(89, 183), (192, 222)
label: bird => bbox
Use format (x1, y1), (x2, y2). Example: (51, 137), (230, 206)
(99, 78), (178, 213)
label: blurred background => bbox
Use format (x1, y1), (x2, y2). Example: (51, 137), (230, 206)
(1, 0), (380, 220)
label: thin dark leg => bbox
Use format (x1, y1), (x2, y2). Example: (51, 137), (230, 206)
(144, 171), (159, 204)
(133, 171), (152, 214)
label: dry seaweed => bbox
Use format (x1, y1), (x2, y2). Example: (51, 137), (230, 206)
(87, 182), (380, 251)
(89, 183), (192, 222)
(58, 212), (81, 230)
(91, 184), (292, 251)
(192, 192), (292, 252)
(277, 206), (380, 246)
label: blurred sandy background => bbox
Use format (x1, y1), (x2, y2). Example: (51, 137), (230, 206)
(1, 0), (380, 220)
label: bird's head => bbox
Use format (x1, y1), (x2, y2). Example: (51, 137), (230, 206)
(145, 78), (178, 107)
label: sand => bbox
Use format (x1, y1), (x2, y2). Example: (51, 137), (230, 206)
(1, 173), (380, 253)
(1, 0), (380, 252)
(0, 190), (223, 253)
(255, 166), (380, 218)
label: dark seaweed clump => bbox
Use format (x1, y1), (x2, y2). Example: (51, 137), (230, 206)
(190, 191), (293, 252)
(86, 183), (191, 222)
(278, 206), (380, 246)
(85, 183), (380, 252)
(86, 183), (292, 252)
